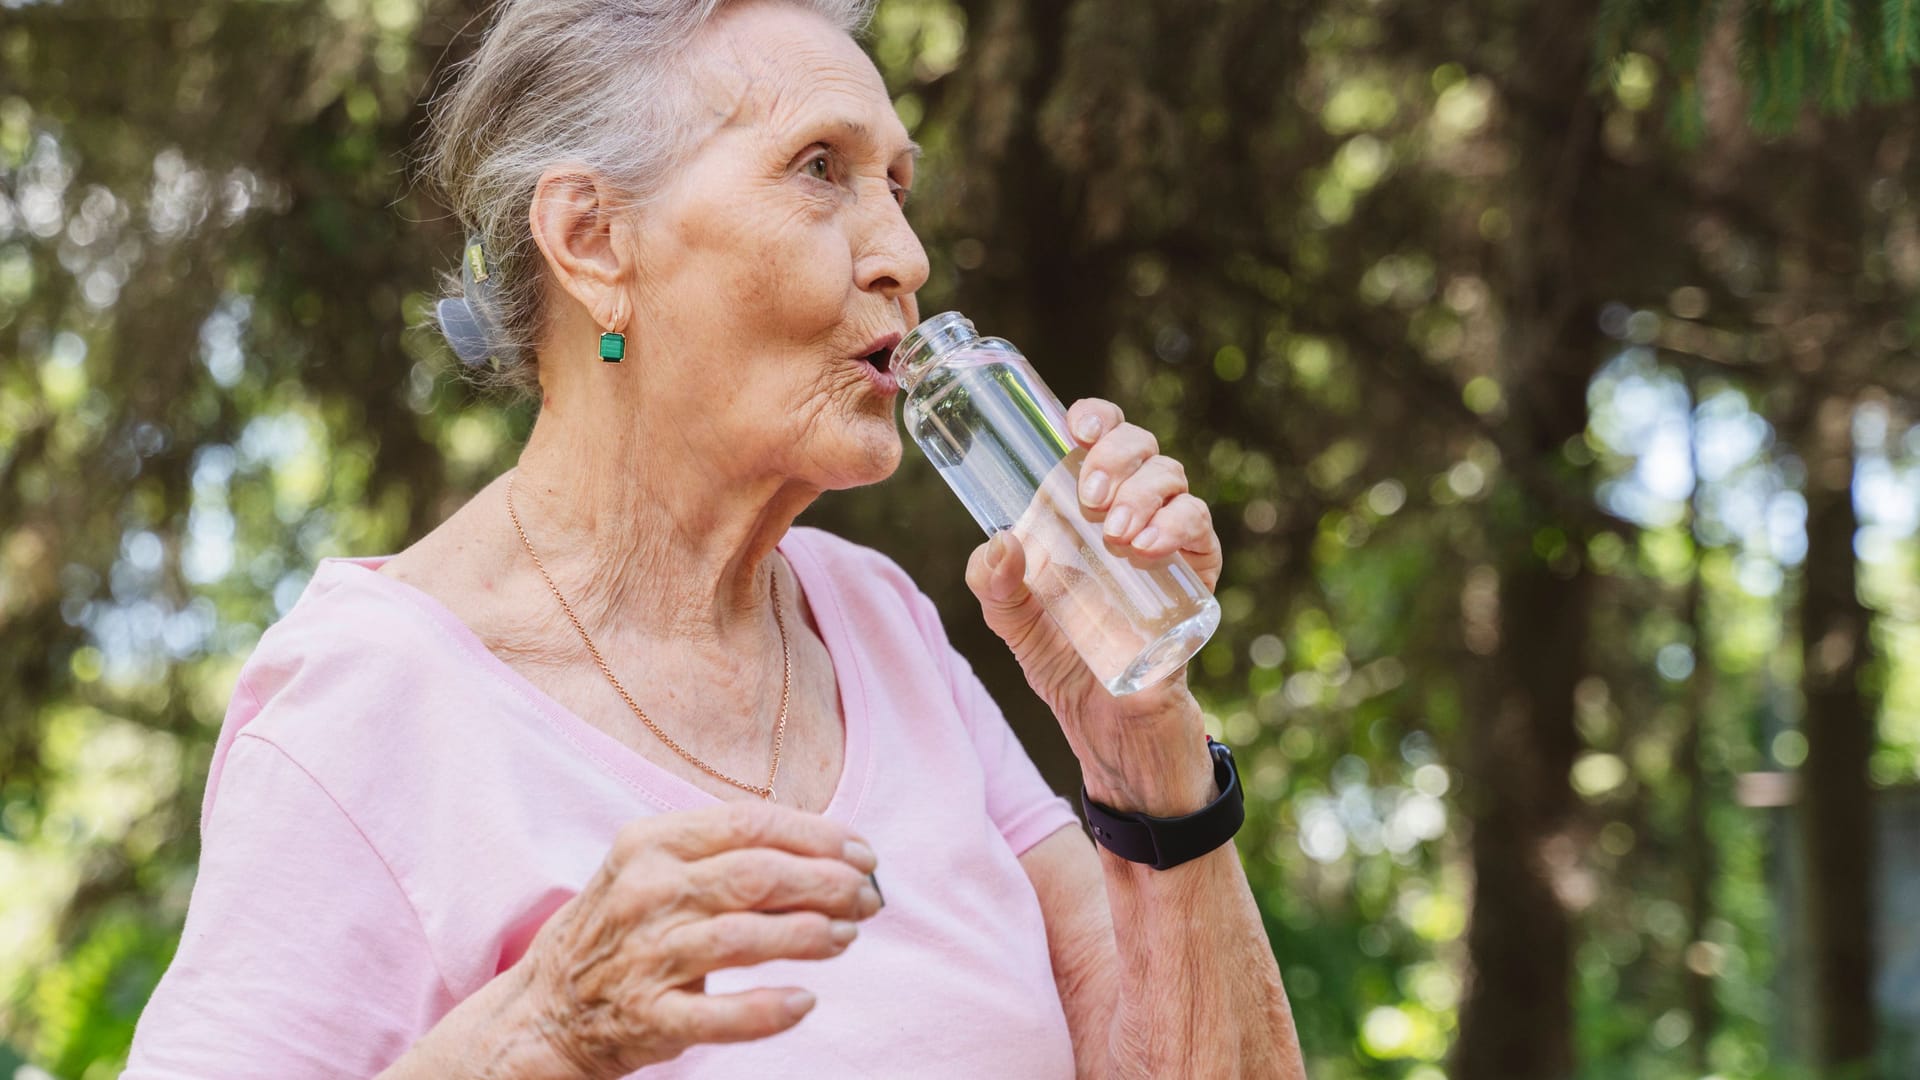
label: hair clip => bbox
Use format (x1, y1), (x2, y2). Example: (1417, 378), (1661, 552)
(465, 241), (490, 284)
(436, 296), (494, 368)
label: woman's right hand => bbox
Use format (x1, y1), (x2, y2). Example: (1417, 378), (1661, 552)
(497, 801), (882, 1079)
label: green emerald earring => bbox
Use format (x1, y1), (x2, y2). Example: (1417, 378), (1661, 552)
(599, 331), (626, 363)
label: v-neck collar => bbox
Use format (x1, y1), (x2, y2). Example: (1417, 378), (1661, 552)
(315, 529), (874, 825)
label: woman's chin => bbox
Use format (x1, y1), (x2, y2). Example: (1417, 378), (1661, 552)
(819, 422), (903, 491)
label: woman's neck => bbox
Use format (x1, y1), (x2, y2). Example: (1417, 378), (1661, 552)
(508, 395), (819, 646)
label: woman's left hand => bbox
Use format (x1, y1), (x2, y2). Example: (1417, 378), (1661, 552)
(964, 398), (1223, 817)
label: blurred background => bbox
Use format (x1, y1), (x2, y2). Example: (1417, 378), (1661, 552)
(1, 0), (1917, 1077)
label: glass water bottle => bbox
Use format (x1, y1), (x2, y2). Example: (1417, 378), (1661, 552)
(891, 311), (1220, 696)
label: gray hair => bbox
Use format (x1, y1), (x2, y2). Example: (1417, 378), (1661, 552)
(423, 0), (879, 397)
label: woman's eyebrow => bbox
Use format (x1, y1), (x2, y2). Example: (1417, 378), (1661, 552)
(808, 116), (922, 162)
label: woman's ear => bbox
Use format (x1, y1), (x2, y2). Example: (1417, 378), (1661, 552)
(528, 165), (630, 332)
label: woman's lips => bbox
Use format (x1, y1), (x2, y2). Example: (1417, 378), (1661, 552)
(857, 355), (900, 397)
(859, 331), (904, 360)
(853, 331), (903, 397)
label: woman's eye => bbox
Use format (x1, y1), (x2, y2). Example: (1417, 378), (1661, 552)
(805, 153), (831, 181)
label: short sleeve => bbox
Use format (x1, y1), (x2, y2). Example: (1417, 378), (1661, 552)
(880, 570), (1081, 858)
(124, 734), (454, 1079)
(943, 644), (1080, 855)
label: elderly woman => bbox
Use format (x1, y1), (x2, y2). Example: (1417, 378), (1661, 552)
(126, 1), (1301, 1076)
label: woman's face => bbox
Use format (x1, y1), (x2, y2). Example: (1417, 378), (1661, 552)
(613, 1), (928, 491)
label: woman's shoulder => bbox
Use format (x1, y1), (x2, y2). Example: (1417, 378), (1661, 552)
(210, 554), (492, 793)
(239, 553), (469, 702)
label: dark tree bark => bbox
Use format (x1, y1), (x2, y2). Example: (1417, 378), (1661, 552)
(1680, 376), (1719, 1069)
(1794, 389), (1877, 1074)
(1457, 559), (1590, 1080)
(1752, 112), (1893, 1075)
(1452, 3), (1609, 1076)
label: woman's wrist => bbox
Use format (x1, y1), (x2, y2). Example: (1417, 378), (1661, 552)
(381, 962), (589, 1080)
(1074, 686), (1218, 818)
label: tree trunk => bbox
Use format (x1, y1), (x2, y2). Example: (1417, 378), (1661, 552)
(1456, 556), (1590, 1080)
(1680, 382), (1718, 1069)
(1795, 390), (1877, 1074)
(1452, 3), (1608, 1075)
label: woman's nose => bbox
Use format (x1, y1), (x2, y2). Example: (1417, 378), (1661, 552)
(854, 195), (930, 300)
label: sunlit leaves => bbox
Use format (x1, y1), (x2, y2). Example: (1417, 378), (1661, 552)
(871, 0), (966, 85)
(1321, 76), (1402, 136)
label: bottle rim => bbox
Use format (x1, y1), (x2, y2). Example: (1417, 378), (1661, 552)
(888, 311), (977, 389)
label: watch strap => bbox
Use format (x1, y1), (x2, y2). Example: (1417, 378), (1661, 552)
(1081, 740), (1244, 871)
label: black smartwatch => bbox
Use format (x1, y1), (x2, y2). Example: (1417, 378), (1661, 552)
(1081, 739), (1244, 870)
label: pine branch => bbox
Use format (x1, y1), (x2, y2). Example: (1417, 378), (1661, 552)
(1609, 0), (1912, 133)
(1669, 0), (1718, 72)
(1813, 0), (1853, 46)
(1592, 0), (1652, 89)
(1668, 76), (1708, 145)
(1821, 34), (1864, 109)
(1886, 0), (1920, 69)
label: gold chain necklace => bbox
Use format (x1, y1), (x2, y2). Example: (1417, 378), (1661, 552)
(505, 470), (789, 800)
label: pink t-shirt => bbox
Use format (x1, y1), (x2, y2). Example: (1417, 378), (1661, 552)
(124, 526), (1080, 1078)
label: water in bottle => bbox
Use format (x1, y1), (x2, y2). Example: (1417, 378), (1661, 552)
(890, 311), (1220, 695)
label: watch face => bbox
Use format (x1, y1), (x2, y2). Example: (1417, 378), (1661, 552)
(1211, 740), (1236, 784)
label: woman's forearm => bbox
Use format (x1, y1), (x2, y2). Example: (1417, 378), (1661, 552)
(1095, 844), (1302, 1079)
(1079, 697), (1305, 1080)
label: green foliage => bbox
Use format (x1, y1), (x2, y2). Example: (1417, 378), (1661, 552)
(26, 917), (175, 1079)
(1889, 0), (1920, 68)
(1601, 0), (1917, 135)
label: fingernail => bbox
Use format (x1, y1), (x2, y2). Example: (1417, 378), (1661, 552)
(1106, 506), (1134, 538)
(1080, 469), (1111, 505)
(1073, 413), (1101, 441)
(786, 990), (816, 1017)
(1134, 525), (1161, 549)
(830, 920), (859, 946)
(858, 883), (882, 915)
(868, 872), (885, 908)
(985, 532), (1006, 568)
(843, 840), (877, 872)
